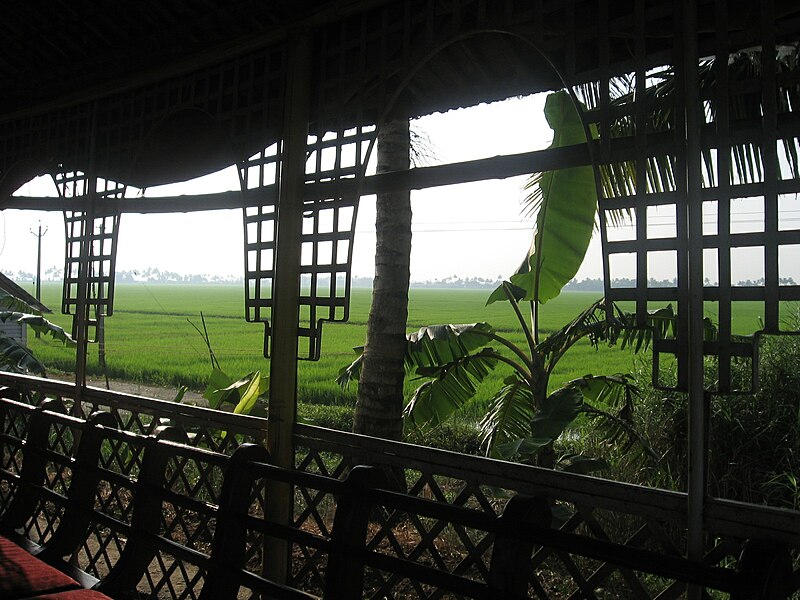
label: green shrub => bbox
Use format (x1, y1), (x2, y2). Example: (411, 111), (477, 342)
(609, 334), (800, 509)
(404, 420), (482, 455)
(298, 403), (354, 431)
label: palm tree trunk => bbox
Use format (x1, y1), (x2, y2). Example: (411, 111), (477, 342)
(353, 118), (411, 442)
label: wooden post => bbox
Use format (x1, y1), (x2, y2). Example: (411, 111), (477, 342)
(263, 31), (312, 583)
(683, 2), (707, 598)
(74, 106), (98, 413)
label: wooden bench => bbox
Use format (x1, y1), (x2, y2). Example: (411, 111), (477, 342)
(0, 395), (794, 599)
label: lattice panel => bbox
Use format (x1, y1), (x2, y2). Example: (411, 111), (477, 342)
(240, 111), (375, 359)
(241, 144), (280, 343)
(19, 416), (75, 546)
(3, 376), (800, 598)
(70, 433), (144, 581)
(0, 399), (27, 506)
(591, 1), (800, 393)
(292, 439), (518, 597)
(297, 126), (372, 360)
(58, 171), (123, 342)
(580, 1), (690, 393)
(292, 428), (800, 599)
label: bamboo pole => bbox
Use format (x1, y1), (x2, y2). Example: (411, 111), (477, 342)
(263, 31), (312, 583)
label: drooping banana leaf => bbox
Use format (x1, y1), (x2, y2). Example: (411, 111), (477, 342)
(489, 90), (598, 305)
(0, 285), (48, 314)
(479, 376), (535, 458)
(529, 385), (584, 442)
(406, 323), (496, 371)
(0, 332), (46, 375)
(493, 383), (583, 462)
(1, 313), (75, 345)
(577, 373), (661, 467)
(403, 347), (499, 432)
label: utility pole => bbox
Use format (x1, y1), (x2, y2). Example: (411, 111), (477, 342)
(29, 221), (48, 338)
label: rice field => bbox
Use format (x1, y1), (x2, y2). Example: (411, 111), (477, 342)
(25, 282), (773, 413)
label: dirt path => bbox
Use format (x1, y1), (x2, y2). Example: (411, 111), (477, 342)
(74, 375), (209, 407)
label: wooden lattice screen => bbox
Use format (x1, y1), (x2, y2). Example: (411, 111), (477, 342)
(592, 0), (800, 393)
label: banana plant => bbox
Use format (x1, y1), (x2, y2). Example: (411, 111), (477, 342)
(339, 89), (653, 470)
(0, 288), (74, 376)
(339, 290), (661, 471)
(187, 313), (268, 417)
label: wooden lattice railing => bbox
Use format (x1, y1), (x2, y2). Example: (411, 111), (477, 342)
(2, 372), (799, 599)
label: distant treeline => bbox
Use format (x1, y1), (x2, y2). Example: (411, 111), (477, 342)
(7, 269), (794, 290)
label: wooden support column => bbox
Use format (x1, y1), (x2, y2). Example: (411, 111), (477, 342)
(73, 106), (98, 413)
(264, 31), (312, 583)
(683, 2), (707, 597)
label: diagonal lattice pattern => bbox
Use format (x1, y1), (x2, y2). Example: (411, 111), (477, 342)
(3, 375), (799, 599)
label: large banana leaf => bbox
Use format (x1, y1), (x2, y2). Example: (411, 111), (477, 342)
(493, 374), (641, 462)
(530, 385), (584, 441)
(403, 347), (499, 432)
(479, 377), (535, 458)
(337, 322), (495, 388)
(204, 368), (268, 415)
(489, 90), (597, 305)
(406, 323), (496, 371)
(576, 373), (661, 466)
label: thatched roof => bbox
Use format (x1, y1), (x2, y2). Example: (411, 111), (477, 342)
(1, 0), (799, 192)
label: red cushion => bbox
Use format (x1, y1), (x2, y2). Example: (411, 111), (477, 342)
(23, 591), (113, 599)
(0, 535), (81, 599)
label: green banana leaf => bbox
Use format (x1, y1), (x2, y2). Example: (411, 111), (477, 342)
(403, 347), (499, 432)
(204, 368), (268, 415)
(479, 376), (535, 457)
(232, 370), (268, 415)
(494, 373), (641, 462)
(336, 322), (495, 388)
(530, 385), (584, 441)
(0, 312), (74, 346)
(489, 90), (597, 305)
(0, 332), (46, 375)
(0, 288), (45, 314)
(0, 312), (75, 375)
(203, 367), (237, 408)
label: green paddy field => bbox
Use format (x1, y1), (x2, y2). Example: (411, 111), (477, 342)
(26, 282), (771, 416)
